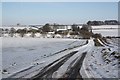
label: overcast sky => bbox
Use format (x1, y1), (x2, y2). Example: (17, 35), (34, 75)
(2, 2), (118, 25)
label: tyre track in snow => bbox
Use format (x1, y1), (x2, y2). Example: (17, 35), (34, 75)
(31, 52), (87, 80)
(31, 51), (78, 80)
(30, 40), (91, 80)
(61, 52), (87, 79)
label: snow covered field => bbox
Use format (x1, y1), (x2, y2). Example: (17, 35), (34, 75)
(2, 38), (86, 78)
(92, 25), (119, 37)
(92, 25), (119, 29)
(92, 29), (119, 37)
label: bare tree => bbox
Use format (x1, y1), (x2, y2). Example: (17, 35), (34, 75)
(42, 23), (52, 32)
(10, 28), (16, 37)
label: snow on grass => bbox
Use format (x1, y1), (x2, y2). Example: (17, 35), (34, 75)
(2, 37), (86, 78)
(80, 38), (119, 78)
(106, 38), (119, 47)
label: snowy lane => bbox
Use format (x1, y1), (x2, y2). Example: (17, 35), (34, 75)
(31, 39), (94, 79)
(31, 51), (78, 79)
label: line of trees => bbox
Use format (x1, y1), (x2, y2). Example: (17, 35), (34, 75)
(87, 20), (119, 25)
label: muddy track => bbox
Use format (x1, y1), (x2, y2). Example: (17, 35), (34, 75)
(30, 51), (78, 80)
(61, 52), (87, 80)
(30, 52), (87, 80)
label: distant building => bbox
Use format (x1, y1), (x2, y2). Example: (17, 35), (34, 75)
(50, 24), (71, 31)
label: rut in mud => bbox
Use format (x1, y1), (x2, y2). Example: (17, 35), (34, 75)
(31, 51), (78, 79)
(31, 52), (87, 80)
